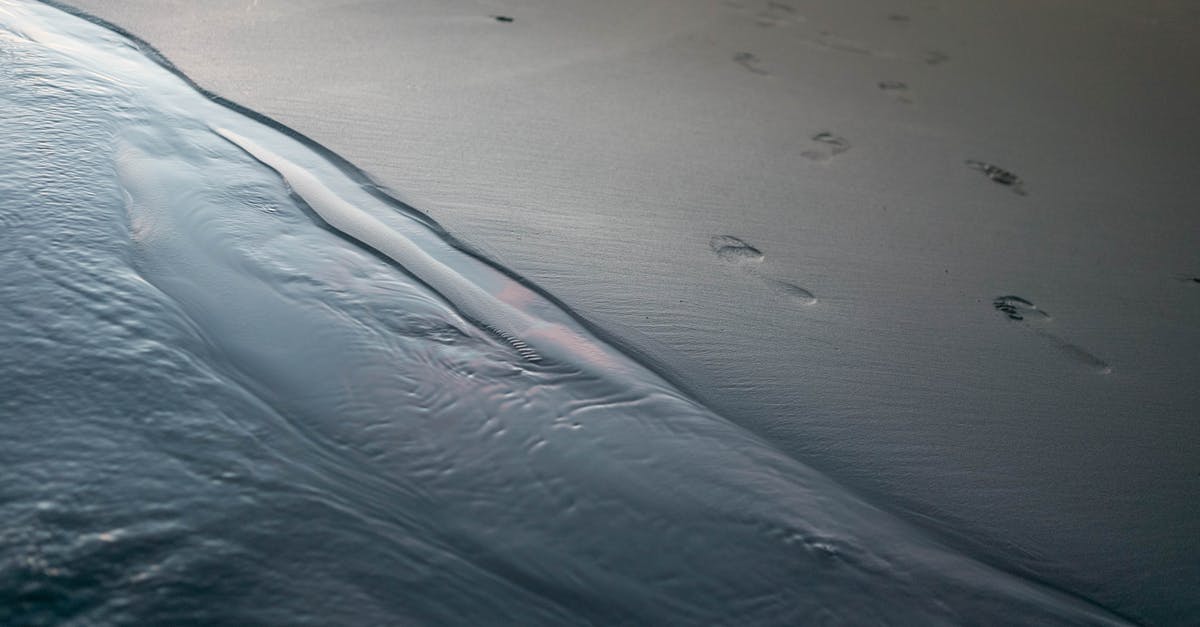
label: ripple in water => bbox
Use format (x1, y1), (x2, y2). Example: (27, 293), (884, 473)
(0, 1), (1126, 625)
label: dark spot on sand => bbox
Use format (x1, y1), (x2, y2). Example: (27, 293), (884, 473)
(753, 2), (803, 28)
(763, 277), (817, 304)
(733, 52), (769, 75)
(812, 132), (848, 151)
(802, 132), (850, 162)
(877, 80), (912, 103)
(966, 160), (1027, 195)
(992, 295), (1110, 373)
(492, 15), (514, 23)
(993, 295), (1048, 320)
(924, 50), (949, 65)
(710, 235), (764, 263)
(710, 236), (817, 304)
(888, 14), (910, 22)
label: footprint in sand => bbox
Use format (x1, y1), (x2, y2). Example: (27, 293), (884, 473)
(993, 295), (1049, 322)
(710, 234), (765, 263)
(726, 1), (804, 28)
(733, 52), (769, 75)
(802, 132), (850, 162)
(761, 277), (817, 303)
(924, 50), (949, 66)
(878, 80), (913, 104)
(710, 235), (816, 304)
(756, 1), (804, 28)
(1173, 275), (1200, 286)
(966, 160), (1027, 196)
(992, 295), (1110, 374)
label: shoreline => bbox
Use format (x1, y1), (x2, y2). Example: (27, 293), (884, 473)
(50, 0), (1200, 622)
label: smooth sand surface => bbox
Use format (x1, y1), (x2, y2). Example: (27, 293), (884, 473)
(61, 0), (1200, 622)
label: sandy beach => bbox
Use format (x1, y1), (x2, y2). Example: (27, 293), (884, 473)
(10, 0), (1200, 622)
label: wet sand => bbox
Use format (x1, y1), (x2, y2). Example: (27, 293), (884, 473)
(56, 0), (1200, 622)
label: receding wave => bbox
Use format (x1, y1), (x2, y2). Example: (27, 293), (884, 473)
(0, 1), (1126, 624)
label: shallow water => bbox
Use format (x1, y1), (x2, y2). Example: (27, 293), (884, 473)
(0, 1), (1128, 624)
